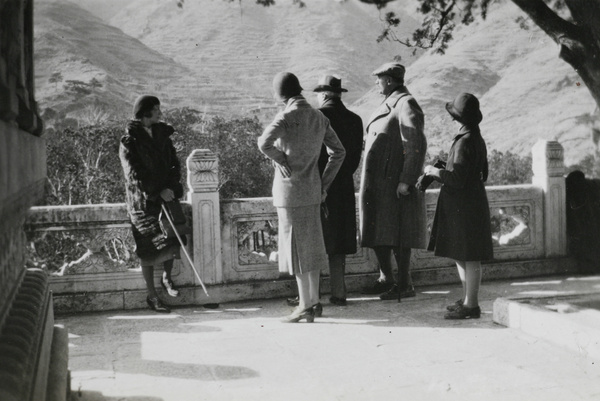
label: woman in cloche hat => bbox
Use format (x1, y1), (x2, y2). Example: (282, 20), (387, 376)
(119, 95), (184, 313)
(258, 72), (346, 323)
(422, 93), (493, 319)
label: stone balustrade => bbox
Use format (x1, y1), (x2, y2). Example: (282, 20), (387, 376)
(22, 140), (577, 312)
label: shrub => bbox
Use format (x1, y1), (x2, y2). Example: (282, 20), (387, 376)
(486, 149), (532, 185)
(45, 122), (125, 205)
(44, 109), (272, 205)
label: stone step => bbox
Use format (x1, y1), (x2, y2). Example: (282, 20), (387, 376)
(494, 287), (600, 360)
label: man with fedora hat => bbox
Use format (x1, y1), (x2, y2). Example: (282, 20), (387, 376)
(360, 62), (428, 301)
(313, 75), (363, 306)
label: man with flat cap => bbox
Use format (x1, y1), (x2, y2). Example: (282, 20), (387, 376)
(360, 62), (428, 301)
(313, 75), (363, 306)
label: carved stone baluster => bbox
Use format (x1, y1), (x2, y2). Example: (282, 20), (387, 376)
(187, 149), (222, 285)
(532, 140), (567, 257)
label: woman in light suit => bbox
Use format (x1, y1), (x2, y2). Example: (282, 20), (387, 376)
(258, 72), (345, 323)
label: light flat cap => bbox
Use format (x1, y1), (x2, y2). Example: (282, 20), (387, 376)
(372, 62), (406, 81)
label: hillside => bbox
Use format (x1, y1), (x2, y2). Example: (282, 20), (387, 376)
(34, 0), (198, 122)
(34, 0), (596, 164)
(351, 1), (596, 165)
(35, 0), (418, 122)
(104, 0), (418, 110)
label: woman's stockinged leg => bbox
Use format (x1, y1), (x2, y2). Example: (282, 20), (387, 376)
(307, 269), (320, 307)
(295, 271), (311, 310)
(141, 264), (157, 298)
(163, 259), (173, 281)
(373, 246), (395, 283)
(455, 260), (467, 300)
(161, 258), (180, 297)
(463, 261), (482, 308)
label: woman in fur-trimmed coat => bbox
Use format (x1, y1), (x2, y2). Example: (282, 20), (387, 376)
(119, 95), (183, 313)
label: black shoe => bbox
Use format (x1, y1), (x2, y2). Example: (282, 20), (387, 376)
(380, 285), (416, 300)
(329, 296), (347, 306)
(286, 296), (299, 306)
(361, 280), (394, 295)
(161, 276), (180, 297)
(446, 299), (464, 311)
(444, 305), (480, 319)
(314, 303), (323, 317)
(400, 286), (416, 298)
(379, 284), (398, 300)
(146, 296), (171, 313)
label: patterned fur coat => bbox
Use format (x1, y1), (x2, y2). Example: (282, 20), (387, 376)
(119, 120), (183, 258)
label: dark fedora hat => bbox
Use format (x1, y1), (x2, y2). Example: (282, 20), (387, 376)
(273, 72), (303, 100)
(445, 93), (483, 126)
(313, 75), (348, 93)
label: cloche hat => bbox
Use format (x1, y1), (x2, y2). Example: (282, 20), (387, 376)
(133, 95), (160, 119)
(273, 72), (303, 100)
(445, 93), (483, 126)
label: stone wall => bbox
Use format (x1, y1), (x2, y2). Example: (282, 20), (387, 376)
(24, 141), (578, 313)
(0, 1), (69, 400)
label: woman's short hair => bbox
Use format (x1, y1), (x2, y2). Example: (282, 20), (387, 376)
(133, 95), (160, 119)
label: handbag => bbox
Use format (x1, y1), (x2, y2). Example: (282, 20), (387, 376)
(159, 200), (192, 239)
(416, 159), (446, 192)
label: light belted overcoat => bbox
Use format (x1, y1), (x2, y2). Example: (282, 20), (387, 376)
(359, 87), (428, 248)
(258, 96), (346, 208)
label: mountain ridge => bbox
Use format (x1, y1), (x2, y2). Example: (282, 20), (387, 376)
(34, 0), (596, 165)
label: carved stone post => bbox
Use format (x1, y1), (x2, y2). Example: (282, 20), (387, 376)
(532, 140), (567, 257)
(187, 150), (222, 285)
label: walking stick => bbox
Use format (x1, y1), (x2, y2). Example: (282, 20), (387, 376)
(161, 203), (210, 297)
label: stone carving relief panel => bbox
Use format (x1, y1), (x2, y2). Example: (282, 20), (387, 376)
(26, 225), (139, 275)
(237, 217), (279, 267)
(490, 205), (531, 247)
(233, 211), (368, 272)
(425, 203), (534, 249)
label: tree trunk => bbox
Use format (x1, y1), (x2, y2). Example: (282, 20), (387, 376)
(512, 0), (600, 107)
(512, 0), (600, 174)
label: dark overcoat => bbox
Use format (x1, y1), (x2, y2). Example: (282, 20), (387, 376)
(359, 87), (428, 248)
(119, 121), (184, 258)
(317, 97), (364, 255)
(428, 125), (494, 261)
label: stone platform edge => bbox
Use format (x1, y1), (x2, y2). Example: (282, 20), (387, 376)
(493, 293), (600, 361)
(51, 257), (578, 314)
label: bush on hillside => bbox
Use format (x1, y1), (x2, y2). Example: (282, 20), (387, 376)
(486, 149), (533, 185)
(164, 108), (273, 199)
(45, 123), (125, 205)
(567, 154), (596, 178)
(44, 110), (272, 205)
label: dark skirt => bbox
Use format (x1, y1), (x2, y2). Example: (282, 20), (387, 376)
(428, 184), (494, 261)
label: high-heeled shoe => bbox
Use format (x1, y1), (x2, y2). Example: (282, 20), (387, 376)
(147, 296), (171, 313)
(281, 306), (315, 323)
(161, 276), (180, 297)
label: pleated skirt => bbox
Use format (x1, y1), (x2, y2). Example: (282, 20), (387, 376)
(277, 204), (327, 275)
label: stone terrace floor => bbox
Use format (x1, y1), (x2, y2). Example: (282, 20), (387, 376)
(58, 274), (600, 401)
